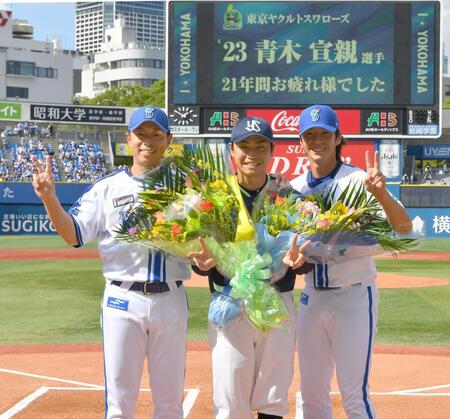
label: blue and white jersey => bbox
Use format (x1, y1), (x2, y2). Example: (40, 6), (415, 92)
(69, 168), (191, 284)
(291, 163), (378, 288)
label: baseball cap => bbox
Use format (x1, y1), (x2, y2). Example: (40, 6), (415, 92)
(230, 116), (273, 144)
(299, 105), (339, 135)
(128, 106), (170, 133)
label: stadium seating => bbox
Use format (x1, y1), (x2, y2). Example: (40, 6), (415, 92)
(0, 123), (109, 182)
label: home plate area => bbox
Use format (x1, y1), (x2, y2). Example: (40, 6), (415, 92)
(1, 347), (450, 418)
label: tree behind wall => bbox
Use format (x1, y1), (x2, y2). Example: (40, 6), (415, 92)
(76, 79), (165, 108)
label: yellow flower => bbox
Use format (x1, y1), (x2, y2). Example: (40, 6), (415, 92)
(210, 179), (227, 191)
(336, 202), (348, 214)
(151, 226), (163, 236)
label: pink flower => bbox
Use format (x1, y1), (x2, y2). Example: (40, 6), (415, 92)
(128, 227), (137, 236)
(185, 177), (193, 188)
(154, 211), (165, 224)
(317, 219), (331, 229)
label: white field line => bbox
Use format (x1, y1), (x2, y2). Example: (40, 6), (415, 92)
(375, 393), (450, 397)
(0, 386), (48, 419)
(183, 389), (200, 418)
(295, 387), (450, 414)
(0, 385), (201, 418)
(0, 368), (102, 389)
(328, 382), (450, 396)
(329, 390), (450, 396)
(390, 383), (450, 394)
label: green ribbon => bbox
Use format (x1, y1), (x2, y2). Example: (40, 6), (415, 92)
(202, 237), (289, 333)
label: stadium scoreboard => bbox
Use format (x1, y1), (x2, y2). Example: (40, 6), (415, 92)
(167, 0), (441, 138)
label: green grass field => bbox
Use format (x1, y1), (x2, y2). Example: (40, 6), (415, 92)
(0, 235), (97, 249)
(376, 259), (450, 279)
(1, 241), (449, 346)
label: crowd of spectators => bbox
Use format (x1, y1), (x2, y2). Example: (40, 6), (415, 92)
(58, 139), (108, 183)
(0, 123), (109, 182)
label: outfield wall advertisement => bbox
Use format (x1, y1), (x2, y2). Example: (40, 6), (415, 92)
(0, 183), (84, 235)
(407, 208), (450, 237)
(0, 182), (87, 205)
(0, 204), (71, 235)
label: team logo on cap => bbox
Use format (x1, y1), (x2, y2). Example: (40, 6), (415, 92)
(145, 107), (154, 119)
(245, 119), (262, 132)
(311, 109), (321, 122)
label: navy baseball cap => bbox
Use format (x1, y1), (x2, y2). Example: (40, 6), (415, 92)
(128, 106), (170, 133)
(299, 105), (339, 135)
(230, 116), (273, 144)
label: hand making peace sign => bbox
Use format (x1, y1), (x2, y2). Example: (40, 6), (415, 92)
(32, 155), (55, 200)
(188, 237), (217, 271)
(283, 233), (311, 270)
(364, 150), (386, 197)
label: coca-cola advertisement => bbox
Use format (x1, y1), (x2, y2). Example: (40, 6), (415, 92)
(269, 140), (375, 180)
(246, 109), (362, 136)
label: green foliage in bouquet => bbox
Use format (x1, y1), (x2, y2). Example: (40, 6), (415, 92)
(254, 181), (417, 256)
(114, 145), (240, 249)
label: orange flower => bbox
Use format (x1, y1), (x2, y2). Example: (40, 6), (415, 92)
(275, 195), (286, 205)
(171, 224), (183, 237)
(199, 200), (214, 212)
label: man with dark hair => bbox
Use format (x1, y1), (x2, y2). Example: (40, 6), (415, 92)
(192, 116), (312, 419)
(291, 104), (412, 418)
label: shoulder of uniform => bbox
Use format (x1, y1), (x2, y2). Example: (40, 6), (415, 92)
(290, 172), (308, 188)
(339, 163), (366, 177)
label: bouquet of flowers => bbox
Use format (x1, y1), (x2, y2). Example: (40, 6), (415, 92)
(115, 145), (289, 333)
(253, 180), (418, 268)
(115, 146), (241, 257)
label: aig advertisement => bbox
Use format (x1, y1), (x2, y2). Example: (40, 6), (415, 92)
(0, 205), (70, 235)
(270, 140), (375, 180)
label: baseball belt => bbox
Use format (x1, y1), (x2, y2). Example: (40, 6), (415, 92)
(111, 280), (182, 295)
(315, 282), (362, 291)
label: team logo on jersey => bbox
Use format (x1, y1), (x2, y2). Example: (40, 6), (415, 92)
(107, 297), (129, 311)
(69, 199), (81, 216)
(300, 292), (309, 306)
(113, 194), (135, 208)
(145, 107), (155, 119)
(310, 109), (321, 122)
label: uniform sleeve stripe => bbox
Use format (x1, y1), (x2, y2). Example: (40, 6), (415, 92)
(70, 215), (84, 248)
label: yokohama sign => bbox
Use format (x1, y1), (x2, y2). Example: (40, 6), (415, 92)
(269, 140), (375, 180)
(247, 109), (361, 136)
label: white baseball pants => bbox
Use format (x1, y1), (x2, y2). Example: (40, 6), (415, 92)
(101, 282), (189, 419)
(297, 283), (379, 419)
(209, 291), (296, 419)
